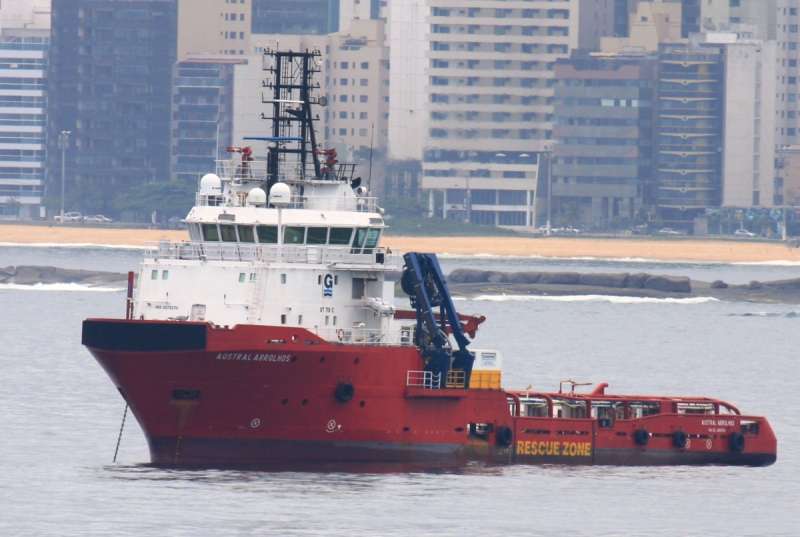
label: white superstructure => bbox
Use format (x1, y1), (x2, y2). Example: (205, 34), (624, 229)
(134, 156), (411, 346)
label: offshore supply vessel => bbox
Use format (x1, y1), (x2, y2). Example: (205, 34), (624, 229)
(82, 50), (776, 467)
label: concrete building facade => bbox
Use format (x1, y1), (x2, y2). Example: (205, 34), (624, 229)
(551, 52), (657, 229)
(718, 35), (777, 208)
(0, 0), (51, 30)
(387, 0), (427, 162)
(325, 19), (388, 158)
(601, 1), (683, 53)
(177, 0), (251, 60)
(418, 0), (615, 228)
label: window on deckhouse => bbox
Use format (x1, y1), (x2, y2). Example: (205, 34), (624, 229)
(284, 226), (305, 244)
(307, 227), (328, 244)
(202, 224), (219, 241)
(237, 225), (255, 243)
(219, 224), (237, 242)
(256, 225), (277, 243)
(329, 227), (353, 245)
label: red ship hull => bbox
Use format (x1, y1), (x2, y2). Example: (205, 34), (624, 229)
(82, 319), (777, 467)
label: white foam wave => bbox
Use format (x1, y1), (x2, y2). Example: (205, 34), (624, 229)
(440, 252), (800, 266)
(464, 294), (719, 305)
(731, 260), (800, 267)
(0, 282), (124, 292)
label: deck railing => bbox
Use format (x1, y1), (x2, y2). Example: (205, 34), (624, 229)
(406, 369), (466, 389)
(146, 241), (402, 269)
(407, 370), (442, 389)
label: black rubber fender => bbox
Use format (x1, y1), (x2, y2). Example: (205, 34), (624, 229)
(672, 430), (688, 449)
(496, 426), (513, 447)
(729, 432), (746, 453)
(633, 428), (650, 446)
(334, 382), (354, 403)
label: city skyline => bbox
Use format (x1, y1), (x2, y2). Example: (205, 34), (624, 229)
(0, 0), (797, 233)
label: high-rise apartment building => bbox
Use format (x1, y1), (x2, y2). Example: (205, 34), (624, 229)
(325, 20), (388, 157)
(177, 0), (251, 60)
(716, 34), (777, 208)
(48, 0), (177, 215)
(551, 52), (657, 228)
(775, 1), (800, 147)
(171, 58), (244, 185)
(655, 42), (724, 227)
(668, 1), (799, 148)
(0, 0), (50, 220)
(416, 0), (614, 228)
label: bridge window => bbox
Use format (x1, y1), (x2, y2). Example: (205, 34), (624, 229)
(189, 224), (201, 241)
(363, 228), (381, 250)
(284, 226), (305, 244)
(351, 227), (381, 253)
(219, 224), (237, 242)
(307, 227), (328, 244)
(257, 225), (278, 243)
(352, 228), (368, 252)
(237, 225), (255, 243)
(329, 227), (353, 245)
(202, 223), (220, 241)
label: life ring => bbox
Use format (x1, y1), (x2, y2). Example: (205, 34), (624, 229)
(672, 430), (688, 449)
(729, 432), (745, 453)
(633, 428), (650, 446)
(496, 426), (513, 447)
(334, 382), (354, 403)
(336, 329), (345, 342)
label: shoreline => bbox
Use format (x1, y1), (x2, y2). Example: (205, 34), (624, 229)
(2, 223), (800, 263)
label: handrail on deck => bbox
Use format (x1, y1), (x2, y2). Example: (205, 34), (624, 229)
(145, 241), (401, 268)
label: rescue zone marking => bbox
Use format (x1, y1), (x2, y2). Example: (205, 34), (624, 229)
(517, 440), (592, 457)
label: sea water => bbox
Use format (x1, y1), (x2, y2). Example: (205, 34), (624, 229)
(0, 246), (797, 536)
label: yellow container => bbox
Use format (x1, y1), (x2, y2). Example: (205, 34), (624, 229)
(469, 370), (502, 390)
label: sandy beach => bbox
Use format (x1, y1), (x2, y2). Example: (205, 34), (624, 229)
(2, 223), (800, 263)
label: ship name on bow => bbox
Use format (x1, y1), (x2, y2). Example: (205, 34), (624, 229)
(216, 352), (292, 363)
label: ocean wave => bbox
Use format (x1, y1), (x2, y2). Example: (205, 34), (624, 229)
(439, 252), (710, 264)
(462, 294), (719, 305)
(730, 260), (800, 267)
(728, 311), (800, 318)
(440, 252), (800, 266)
(0, 282), (124, 292)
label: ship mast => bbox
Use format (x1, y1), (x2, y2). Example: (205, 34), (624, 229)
(258, 49), (323, 188)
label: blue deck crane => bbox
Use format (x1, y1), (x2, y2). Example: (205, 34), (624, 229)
(401, 253), (475, 388)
